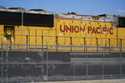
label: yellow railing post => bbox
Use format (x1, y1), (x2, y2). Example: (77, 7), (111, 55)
(83, 37), (86, 52)
(70, 37), (72, 52)
(56, 36), (58, 51)
(96, 38), (99, 52)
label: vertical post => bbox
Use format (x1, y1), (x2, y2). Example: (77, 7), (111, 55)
(96, 38), (98, 52)
(46, 47), (48, 81)
(70, 37), (72, 52)
(56, 36), (58, 51)
(83, 37), (86, 52)
(1, 50), (3, 83)
(1, 64), (3, 83)
(116, 25), (119, 48)
(9, 38), (12, 50)
(26, 35), (28, 50)
(102, 53), (105, 79)
(0, 36), (5, 83)
(119, 39), (122, 52)
(73, 64), (75, 80)
(108, 38), (111, 52)
(85, 38), (88, 79)
(1, 36), (3, 49)
(5, 48), (9, 82)
(119, 39), (122, 78)
(1, 47), (5, 83)
(43, 46), (48, 81)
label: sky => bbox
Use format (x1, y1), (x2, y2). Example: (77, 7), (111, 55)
(0, 0), (125, 15)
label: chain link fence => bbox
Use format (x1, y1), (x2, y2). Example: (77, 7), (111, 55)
(0, 35), (125, 82)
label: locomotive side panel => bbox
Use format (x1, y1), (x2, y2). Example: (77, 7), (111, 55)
(0, 10), (124, 52)
(56, 17), (118, 51)
(0, 17), (121, 52)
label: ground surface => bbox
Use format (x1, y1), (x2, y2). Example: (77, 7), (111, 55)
(37, 79), (125, 83)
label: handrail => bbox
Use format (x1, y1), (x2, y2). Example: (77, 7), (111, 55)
(0, 35), (124, 52)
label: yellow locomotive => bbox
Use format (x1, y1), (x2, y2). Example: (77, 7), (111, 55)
(1, 8), (125, 82)
(0, 8), (125, 52)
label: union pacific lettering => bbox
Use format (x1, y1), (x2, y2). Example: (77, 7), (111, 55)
(60, 25), (113, 35)
(60, 25), (85, 33)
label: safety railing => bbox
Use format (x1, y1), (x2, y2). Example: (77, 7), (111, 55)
(0, 35), (125, 52)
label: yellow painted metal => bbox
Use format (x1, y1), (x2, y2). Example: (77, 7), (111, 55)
(0, 16), (124, 52)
